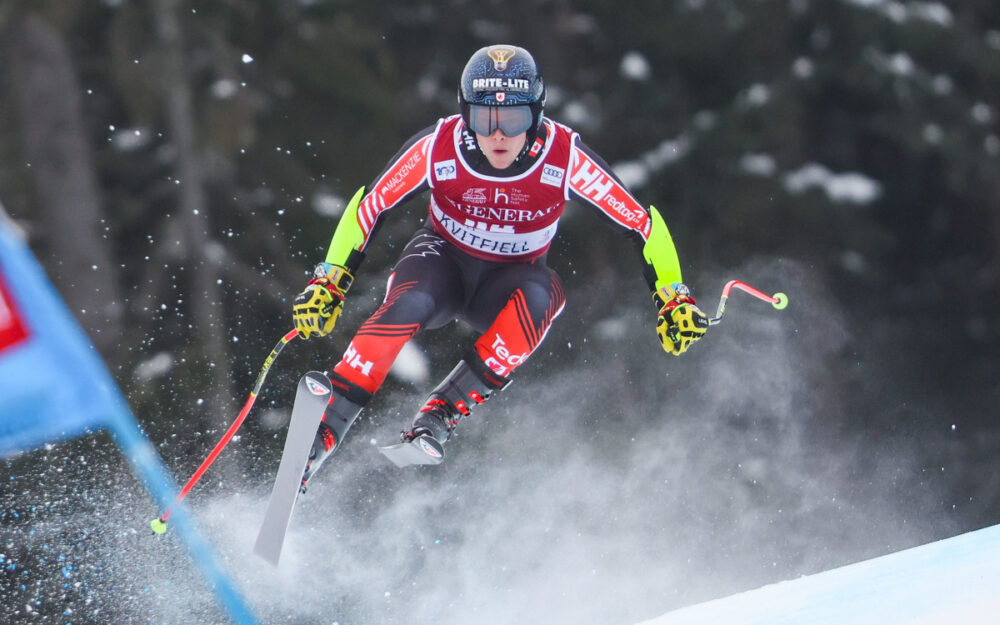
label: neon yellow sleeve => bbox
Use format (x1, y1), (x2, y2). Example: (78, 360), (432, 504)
(324, 186), (367, 269)
(641, 205), (683, 291)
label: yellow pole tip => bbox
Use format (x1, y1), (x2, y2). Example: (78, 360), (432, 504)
(772, 293), (789, 310)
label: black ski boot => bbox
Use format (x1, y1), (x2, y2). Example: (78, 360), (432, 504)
(380, 356), (509, 468)
(379, 354), (509, 467)
(406, 356), (509, 444)
(300, 391), (364, 493)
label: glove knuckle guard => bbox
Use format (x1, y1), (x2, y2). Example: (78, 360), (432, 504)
(292, 274), (348, 339)
(653, 283), (708, 356)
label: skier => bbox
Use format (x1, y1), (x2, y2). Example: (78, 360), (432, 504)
(292, 44), (709, 487)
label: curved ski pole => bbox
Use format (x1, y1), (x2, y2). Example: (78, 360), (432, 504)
(709, 280), (788, 326)
(152, 329), (299, 532)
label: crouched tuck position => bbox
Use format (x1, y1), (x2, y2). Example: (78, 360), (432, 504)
(291, 44), (709, 488)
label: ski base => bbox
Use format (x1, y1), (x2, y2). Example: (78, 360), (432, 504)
(253, 371), (331, 566)
(378, 433), (445, 468)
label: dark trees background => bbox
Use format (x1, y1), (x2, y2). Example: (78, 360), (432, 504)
(1, 1), (998, 623)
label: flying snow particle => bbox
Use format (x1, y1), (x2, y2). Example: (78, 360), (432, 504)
(134, 352), (174, 381)
(984, 135), (1000, 157)
(312, 193), (345, 218)
(792, 57), (815, 79)
(211, 79), (238, 99)
(739, 153), (778, 177)
(971, 102), (994, 125)
(620, 51), (652, 81)
(739, 83), (771, 108)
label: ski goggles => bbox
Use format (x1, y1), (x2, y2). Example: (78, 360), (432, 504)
(466, 104), (534, 137)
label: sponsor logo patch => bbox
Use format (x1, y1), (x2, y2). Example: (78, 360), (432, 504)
(343, 343), (374, 377)
(482, 333), (528, 376)
(380, 151), (423, 196)
(540, 164), (565, 187)
(305, 377), (330, 396)
(418, 437), (442, 458)
(472, 77), (530, 93)
(487, 47), (516, 71)
(462, 188), (488, 204)
(434, 159), (457, 181)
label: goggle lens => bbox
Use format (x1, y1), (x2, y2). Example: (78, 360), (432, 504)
(467, 105), (534, 137)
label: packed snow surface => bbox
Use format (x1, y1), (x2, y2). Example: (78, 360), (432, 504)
(640, 523), (1000, 625)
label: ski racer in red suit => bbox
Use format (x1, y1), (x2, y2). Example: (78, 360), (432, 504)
(293, 45), (709, 485)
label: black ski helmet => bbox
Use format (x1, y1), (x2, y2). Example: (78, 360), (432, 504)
(458, 45), (546, 139)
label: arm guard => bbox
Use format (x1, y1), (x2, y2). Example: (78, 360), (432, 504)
(324, 186), (367, 274)
(641, 205), (683, 292)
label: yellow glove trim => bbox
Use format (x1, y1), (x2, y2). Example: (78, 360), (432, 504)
(293, 276), (347, 340)
(656, 304), (707, 356)
(654, 283), (707, 356)
(642, 206), (683, 292)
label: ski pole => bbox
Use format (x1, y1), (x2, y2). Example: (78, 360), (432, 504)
(151, 328), (299, 534)
(709, 280), (788, 326)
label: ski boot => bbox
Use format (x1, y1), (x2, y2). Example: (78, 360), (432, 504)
(408, 356), (509, 443)
(380, 356), (508, 467)
(300, 392), (364, 493)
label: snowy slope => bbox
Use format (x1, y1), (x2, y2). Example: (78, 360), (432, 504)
(638, 523), (1000, 625)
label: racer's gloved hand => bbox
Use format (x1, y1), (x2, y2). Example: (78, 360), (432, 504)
(654, 283), (709, 356)
(293, 263), (353, 339)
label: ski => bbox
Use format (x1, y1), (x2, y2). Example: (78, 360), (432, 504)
(253, 371), (331, 566)
(378, 433), (445, 468)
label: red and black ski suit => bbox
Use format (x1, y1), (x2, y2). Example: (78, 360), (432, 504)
(328, 114), (656, 401)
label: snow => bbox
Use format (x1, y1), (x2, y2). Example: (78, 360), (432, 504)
(212, 79), (239, 99)
(638, 523), (1000, 625)
(110, 128), (150, 151)
(738, 153), (778, 177)
(782, 163), (882, 204)
(738, 83), (771, 109)
(791, 57), (815, 79)
(560, 99), (598, 129)
(133, 351), (174, 381)
(387, 340), (430, 385)
(985, 135), (1000, 157)
(840, 0), (953, 27)
(4, 260), (991, 625)
(621, 52), (652, 81)
(612, 135), (692, 188)
(311, 191), (346, 218)
(970, 103), (994, 125)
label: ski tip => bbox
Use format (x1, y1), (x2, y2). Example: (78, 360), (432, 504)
(302, 371), (333, 396)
